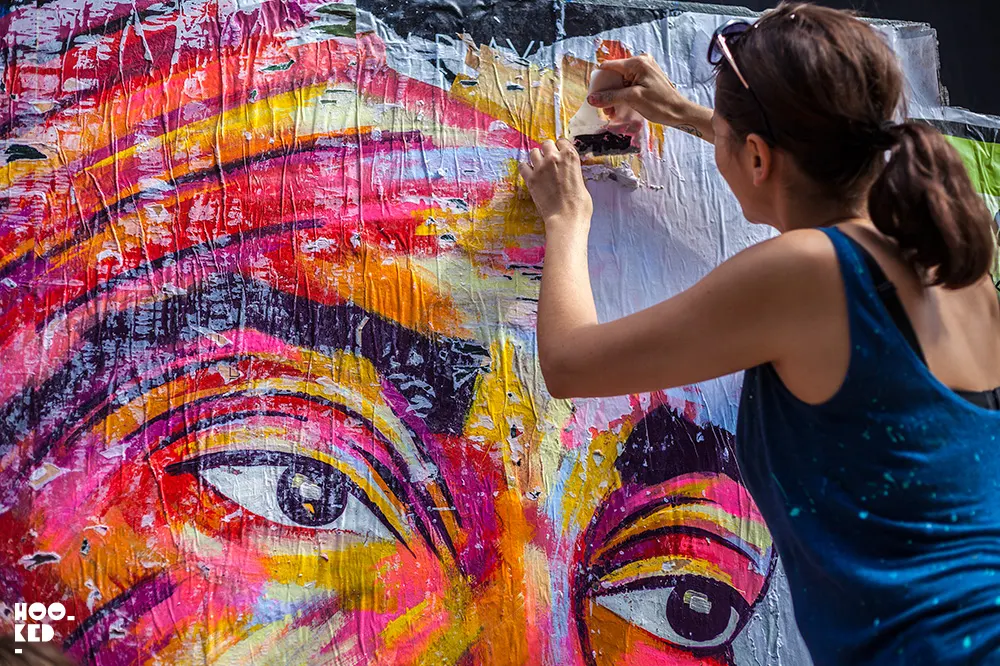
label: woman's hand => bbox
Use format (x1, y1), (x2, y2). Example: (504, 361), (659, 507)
(518, 138), (593, 233)
(588, 54), (715, 143)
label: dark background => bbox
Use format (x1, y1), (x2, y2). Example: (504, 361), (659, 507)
(361, 0), (1000, 117)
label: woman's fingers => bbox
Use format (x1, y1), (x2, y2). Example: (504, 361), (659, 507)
(596, 58), (635, 75)
(589, 86), (642, 109)
(555, 137), (576, 155)
(526, 140), (576, 178)
(587, 89), (613, 107)
(517, 160), (533, 182)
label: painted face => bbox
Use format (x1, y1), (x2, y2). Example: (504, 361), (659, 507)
(0, 2), (773, 664)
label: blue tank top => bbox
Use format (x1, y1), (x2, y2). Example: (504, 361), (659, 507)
(736, 226), (1000, 666)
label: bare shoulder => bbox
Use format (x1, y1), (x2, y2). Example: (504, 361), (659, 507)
(730, 228), (851, 403)
(748, 227), (839, 263)
(714, 227), (842, 295)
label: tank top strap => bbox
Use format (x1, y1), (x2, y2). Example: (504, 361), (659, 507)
(814, 226), (914, 365)
(817, 227), (886, 307)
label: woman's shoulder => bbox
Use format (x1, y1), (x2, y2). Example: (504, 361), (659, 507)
(724, 227), (844, 292)
(752, 226), (842, 257)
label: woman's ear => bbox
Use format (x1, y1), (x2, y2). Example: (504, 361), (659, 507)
(745, 133), (773, 187)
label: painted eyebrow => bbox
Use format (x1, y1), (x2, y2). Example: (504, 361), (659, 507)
(614, 404), (743, 486)
(583, 489), (766, 579)
(0, 274), (490, 489)
(578, 405), (749, 569)
(586, 524), (767, 584)
(594, 495), (716, 553)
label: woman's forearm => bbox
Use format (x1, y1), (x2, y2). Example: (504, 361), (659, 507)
(670, 99), (715, 144)
(537, 218), (598, 394)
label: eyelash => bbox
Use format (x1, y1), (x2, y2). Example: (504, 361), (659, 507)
(164, 450), (406, 542)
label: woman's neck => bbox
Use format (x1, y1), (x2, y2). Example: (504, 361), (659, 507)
(774, 192), (870, 233)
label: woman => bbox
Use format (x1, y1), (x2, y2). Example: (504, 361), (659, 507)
(518, 3), (1000, 665)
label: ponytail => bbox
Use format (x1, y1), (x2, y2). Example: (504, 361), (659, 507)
(868, 122), (997, 289)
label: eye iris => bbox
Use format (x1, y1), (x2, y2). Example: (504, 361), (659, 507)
(665, 579), (734, 643)
(276, 458), (349, 527)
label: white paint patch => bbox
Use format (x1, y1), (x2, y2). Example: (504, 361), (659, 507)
(19, 552), (61, 570)
(581, 162), (639, 190)
(99, 444), (128, 460)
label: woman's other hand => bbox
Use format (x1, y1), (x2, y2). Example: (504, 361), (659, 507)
(588, 54), (715, 142)
(518, 138), (593, 234)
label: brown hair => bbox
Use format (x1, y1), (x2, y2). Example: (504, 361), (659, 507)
(714, 2), (996, 289)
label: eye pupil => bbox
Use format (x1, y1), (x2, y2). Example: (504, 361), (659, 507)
(277, 459), (348, 527)
(665, 579), (735, 643)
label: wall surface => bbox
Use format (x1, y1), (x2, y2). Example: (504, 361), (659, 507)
(0, 1), (996, 665)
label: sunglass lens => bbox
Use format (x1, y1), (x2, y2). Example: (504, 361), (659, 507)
(721, 21), (752, 38)
(708, 41), (723, 65)
(708, 21), (751, 64)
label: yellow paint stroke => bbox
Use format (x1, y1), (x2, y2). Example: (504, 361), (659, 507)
(147, 598), (251, 666)
(377, 583), (478, 665)
(266, 541), (401, 595)
(558, 420), (635, 534)
(593, 505), (771, 563)
(597, 556), (735, 592)
(301, 250), (470, 339)
(464, 337), (540, 494)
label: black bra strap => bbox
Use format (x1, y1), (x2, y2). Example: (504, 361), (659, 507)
(955, 387), (1000, 410)
(841, 234), (928, 365)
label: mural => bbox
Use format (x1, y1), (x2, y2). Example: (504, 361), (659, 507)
(0, 0), (969, 664)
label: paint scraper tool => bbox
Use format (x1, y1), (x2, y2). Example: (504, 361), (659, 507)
(569, 67), (645, 157)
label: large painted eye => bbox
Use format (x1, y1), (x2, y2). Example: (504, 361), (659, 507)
(594, 576), (748, 650)
(166, 451), (394, 540)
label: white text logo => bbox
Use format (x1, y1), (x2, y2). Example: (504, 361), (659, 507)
(13, 602), (74, 655)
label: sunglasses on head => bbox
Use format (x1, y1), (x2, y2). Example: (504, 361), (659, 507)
(708, 19), (777, 142)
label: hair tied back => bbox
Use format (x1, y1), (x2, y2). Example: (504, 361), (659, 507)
(872, 120), (901, 150)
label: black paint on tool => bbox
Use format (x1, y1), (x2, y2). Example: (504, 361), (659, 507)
(573, 131), (638, 156)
